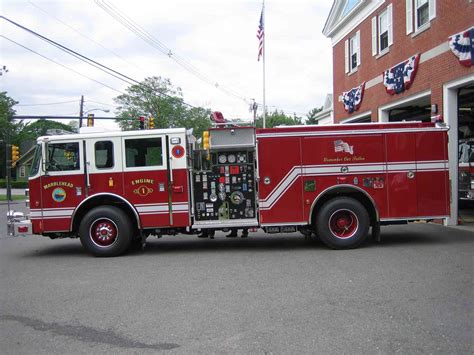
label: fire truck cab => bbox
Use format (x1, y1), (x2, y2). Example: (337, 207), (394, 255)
(9, 121), (450, 256)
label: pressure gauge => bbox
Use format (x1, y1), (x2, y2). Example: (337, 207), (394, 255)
(218, 154), (227, 164)
(230, 191), (244, 205)
(238, 153), (246, 163)
(227, 154), (236, 163)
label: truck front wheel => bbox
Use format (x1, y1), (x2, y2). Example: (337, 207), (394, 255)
(316, 197), (369, 249)
(79, 206), (133, 257)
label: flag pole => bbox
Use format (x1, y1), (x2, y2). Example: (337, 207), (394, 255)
(262, 0), (266, 128)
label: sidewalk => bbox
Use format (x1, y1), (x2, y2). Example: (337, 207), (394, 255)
(0, 188), (26, 196)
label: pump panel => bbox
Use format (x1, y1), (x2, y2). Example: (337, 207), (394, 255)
(192, 150), (256, 222)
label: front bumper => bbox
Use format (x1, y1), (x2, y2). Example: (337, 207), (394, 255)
(7, 210), (31, 236)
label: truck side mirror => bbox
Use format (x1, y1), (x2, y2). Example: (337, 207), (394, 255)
(42, 142), (49, 175)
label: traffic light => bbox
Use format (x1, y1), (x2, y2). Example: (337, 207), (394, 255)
(87, 113), (94, 127)
(202, 131), (210, 150)
(139, 116), (145, 130)
(11, 145), (19, 166)
(148, 116), (155, 129)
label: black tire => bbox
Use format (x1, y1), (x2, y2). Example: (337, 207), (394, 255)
(79, 206), (133, 257)
(316, 197), (369, 249)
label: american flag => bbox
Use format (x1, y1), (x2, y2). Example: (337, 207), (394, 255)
(334, 140), (354, 155)
(257, 9), (264, 61)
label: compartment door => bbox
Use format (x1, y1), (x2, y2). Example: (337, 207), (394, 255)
(416, 131), (449, 216)
(386, 133), (418, 217)
(258, 136), (304, 225)
(167, 134), (191, 227)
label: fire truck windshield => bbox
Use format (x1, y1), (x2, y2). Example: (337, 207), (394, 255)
(29, 144), (42, 177)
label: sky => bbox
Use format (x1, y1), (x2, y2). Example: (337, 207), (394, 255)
(1, 0), (333, 130)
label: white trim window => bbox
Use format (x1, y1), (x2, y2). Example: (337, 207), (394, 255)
(345, 30), (360, 73)
(19, 165), (26, 178)
(371, 4), (393, 56)
(406, 0), (436, 35)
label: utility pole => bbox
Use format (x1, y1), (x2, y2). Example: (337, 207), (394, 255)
(79, 95), (84, 129)
(6, 115), (12, 202)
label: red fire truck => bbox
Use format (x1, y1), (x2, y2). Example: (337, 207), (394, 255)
(8, 120), (450, 256)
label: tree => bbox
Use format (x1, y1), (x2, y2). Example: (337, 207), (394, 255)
(0, 91), (22, 142)
(255, 109), (301, 128)
(22, 120), (74, 140)
(305, 106), (323, 125)
(114, 76), (211, 138)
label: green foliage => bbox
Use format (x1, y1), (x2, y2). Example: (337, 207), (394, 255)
(114, 76), (211, 137)
(0, 179), (28, 188)
(0, 91), (23, 144)
(305, 106), (323, 125)
(22, 120), (74, 140)
(0, 92), (79, 178)
(255, 110), (302, 128)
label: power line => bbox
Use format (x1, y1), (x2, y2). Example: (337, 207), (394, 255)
(85, 100), (117, 107)
(13, 115), (121, 120)
(95, 0), (249, 103)
(1, 15), (137, 87)
(16, 99), (79, 106)
(0, 35), (125, 94)
(94, 1), (310, 117)
(0, 16), (199, 109)
(27, 0), (144, 73)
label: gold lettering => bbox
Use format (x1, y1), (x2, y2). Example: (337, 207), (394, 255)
(131, 179), (155, 186)
(43, 181), (74, 190)
(323, 157), (342, 163)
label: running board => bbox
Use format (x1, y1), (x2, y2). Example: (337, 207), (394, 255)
(192, 218), (258, 229)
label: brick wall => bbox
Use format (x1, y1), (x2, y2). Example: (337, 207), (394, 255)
(333, 0), (474, 122)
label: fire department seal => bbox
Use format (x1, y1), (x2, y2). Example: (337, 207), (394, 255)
(52, 187), (66, 202)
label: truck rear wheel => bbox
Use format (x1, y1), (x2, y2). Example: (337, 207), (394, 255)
(316, 197), (369, 249)
(79, 206), (133, 257)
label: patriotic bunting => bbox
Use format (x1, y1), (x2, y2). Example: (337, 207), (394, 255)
(341, 82), (365, 114)
(383, 54), (420, 95)
(449, 27), (474, 67)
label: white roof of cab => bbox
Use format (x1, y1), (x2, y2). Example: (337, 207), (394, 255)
(37, 127), (187, 143)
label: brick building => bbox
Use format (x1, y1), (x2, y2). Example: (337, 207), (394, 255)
(323, 0), (473, 224)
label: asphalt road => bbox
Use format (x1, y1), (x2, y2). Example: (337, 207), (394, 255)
(0, 202), (473, 354)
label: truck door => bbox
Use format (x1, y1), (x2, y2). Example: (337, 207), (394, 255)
(39, 140), (86, 232)
(86, 137), (123, 197)
(121, 133), (190, 228)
